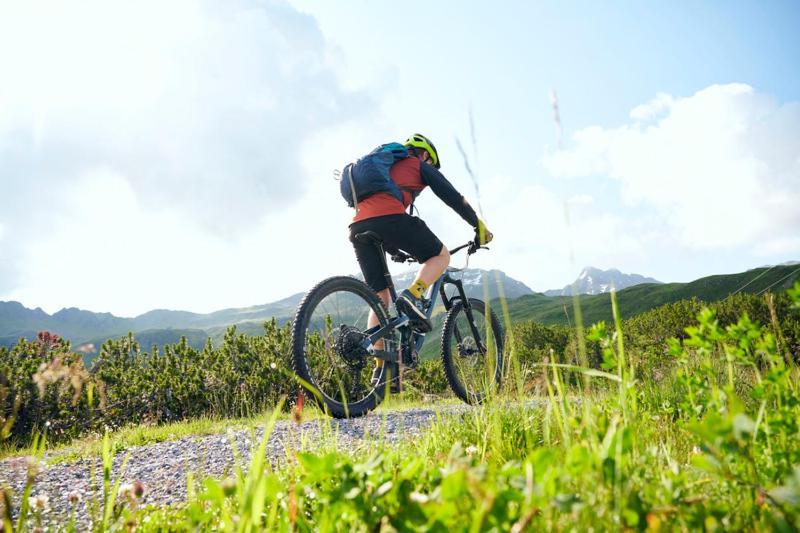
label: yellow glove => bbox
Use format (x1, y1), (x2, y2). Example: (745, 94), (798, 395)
(475, 219), (493, 246)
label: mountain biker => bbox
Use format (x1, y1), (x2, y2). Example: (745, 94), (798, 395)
(347, 133), (493, 389)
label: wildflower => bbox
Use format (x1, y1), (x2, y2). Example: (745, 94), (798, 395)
(291, 405), (303, 424)
(409, 491), (429, 503)
(466, 445), (479, 456)
(292, 392), (305, 424)
(133, 480), (145, 498)
(67, 490), (81, 506)
(118, 483), (135, 500)
(222, 477), (237, 497)
(26, 457), (44, 484)
(29, 494), (49, 513)
(269, 362), (277, 370)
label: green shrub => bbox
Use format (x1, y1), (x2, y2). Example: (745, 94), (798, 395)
(0, 332), (94, 443)
(0, 321), (299, 445)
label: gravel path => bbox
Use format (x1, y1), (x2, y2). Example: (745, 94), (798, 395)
(0, 403), (473, 528)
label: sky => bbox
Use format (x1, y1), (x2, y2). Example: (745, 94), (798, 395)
(0, 0), (798, 317)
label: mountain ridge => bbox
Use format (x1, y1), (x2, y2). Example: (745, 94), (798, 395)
(544, 266), (662, 296)
(0, 268), (533, 347)
(2, 263), (798, 353)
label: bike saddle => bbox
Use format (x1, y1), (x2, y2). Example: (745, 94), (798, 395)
(353, 231), (383, 245)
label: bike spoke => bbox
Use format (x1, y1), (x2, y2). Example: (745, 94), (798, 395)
(296, 280), (391, 411)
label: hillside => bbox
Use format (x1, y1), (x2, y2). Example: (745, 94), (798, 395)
(504, 264), (800, 326)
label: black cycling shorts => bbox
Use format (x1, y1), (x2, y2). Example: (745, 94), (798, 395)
(349, 214), (444, 292)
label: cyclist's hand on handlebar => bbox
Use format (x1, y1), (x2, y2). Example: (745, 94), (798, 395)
(474, 219), (493, 246)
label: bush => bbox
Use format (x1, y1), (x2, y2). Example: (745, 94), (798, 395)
(0, 321), (299, 445)
(0, 332), (94, 443)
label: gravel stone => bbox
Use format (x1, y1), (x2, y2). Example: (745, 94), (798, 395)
(0, 403), (475, 528)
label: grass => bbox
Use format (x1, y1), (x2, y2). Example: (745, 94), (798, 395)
(3, 281), (799, 530)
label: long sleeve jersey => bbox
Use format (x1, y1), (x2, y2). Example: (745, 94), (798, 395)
(351, 157), (478, 227)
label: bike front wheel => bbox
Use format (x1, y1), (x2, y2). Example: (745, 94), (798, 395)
(440, 298), (504, 404)
(291, 276), (394, 418)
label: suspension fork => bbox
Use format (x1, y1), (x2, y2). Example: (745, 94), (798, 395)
(439, 274), (487, 352)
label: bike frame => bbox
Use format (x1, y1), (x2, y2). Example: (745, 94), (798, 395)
(358, 240), (487, 364)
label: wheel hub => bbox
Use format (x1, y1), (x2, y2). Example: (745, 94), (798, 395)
(458, 337), (481, 357)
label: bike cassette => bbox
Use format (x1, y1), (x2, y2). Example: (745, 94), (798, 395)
(333, 325), (369, 369)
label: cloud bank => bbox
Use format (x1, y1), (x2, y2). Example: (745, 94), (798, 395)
(0, 0), (375, 305)
(543, 84), (800, 252)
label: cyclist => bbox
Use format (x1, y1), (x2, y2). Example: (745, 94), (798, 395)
(347, 133), (493, 388)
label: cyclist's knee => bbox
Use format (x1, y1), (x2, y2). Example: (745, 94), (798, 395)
(439, 245), (450, 264)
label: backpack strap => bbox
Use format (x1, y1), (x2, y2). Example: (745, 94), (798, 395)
(344, 163), (360, 213)
(399, 187), (420, 216)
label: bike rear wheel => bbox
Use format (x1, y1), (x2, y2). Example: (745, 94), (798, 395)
(440, 298), (504, 404)
(291, 276), (394, 418)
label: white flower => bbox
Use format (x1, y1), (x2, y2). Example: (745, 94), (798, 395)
(29, 494), (49, 513)
(118, 483), (135, 499)
(466, 445), (479, 456)
(270, 362), (277, 370)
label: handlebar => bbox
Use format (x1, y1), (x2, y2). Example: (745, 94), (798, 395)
(390, 240), (489, 264)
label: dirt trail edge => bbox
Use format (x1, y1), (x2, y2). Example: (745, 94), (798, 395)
(1, 403), (485, 527)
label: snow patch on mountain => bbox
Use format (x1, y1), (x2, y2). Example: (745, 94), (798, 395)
(545, 267), (662, 296)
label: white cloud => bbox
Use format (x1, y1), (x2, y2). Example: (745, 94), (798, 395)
(459, 174), (647, 294)
(0, 0), (380, 307)
(543, 84), (800, 251)
(629, 92), (674, 121)
(567, 194), (594, 206)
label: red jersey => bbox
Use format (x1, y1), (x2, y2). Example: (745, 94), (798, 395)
(352, 157), (425, 223)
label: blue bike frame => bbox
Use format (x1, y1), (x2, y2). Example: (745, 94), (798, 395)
(361, 266), (484, 364)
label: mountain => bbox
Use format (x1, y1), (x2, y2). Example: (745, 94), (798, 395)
(391, 268), (534, 301)
(506, 264), (800, 326)
(545, 267), (662, 296)
(3, 264), (796, 354)
(0, 268), (532, 350)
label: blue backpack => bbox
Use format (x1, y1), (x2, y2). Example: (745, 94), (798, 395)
(340, 142), (409, 208)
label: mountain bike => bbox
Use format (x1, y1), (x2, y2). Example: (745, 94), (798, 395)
(291, 231), (504, 418)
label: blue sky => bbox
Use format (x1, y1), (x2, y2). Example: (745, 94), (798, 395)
(0, 0), (798, 316)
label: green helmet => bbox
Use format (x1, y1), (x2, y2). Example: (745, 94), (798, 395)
(404, 133), (440, 169)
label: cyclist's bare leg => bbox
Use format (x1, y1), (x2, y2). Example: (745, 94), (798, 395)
(371, 287), (391, 368)
(415, 245), (450, 288)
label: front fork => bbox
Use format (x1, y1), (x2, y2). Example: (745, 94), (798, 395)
(439, 274), (487, 354)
